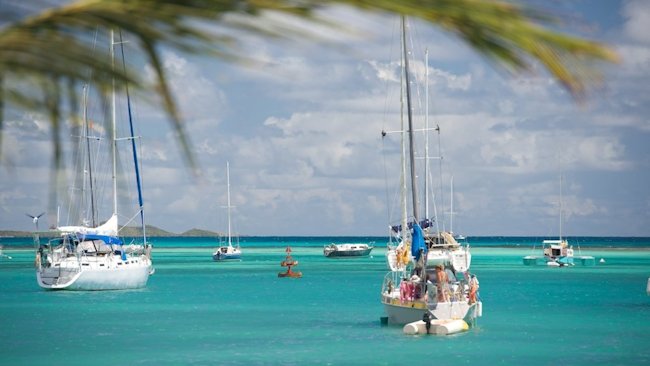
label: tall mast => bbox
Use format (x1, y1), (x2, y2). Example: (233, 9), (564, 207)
(399, 25), (408, 239)
(110, 29), (117, 216)
(424, 49), (430, 221)
(118, 30), (147, 243)
(401, 16), (419, 223)
(227, 162), (232, 247)
(560, 174), (563, 241)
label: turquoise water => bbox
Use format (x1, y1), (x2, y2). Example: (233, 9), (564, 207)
(1, 237), (649, 365)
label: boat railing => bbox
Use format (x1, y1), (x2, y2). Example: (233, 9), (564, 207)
(381, 271), (405, 296)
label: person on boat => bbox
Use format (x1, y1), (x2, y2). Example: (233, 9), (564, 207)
(435, 265), (449, 302)
(400, 277), (410, 302)
(396, 243), (410, 267)
(468, 274), (479, 304)
(410, 274), (422, 300)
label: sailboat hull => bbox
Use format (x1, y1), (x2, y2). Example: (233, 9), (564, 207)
(37, 255), (152, 290)
(212, 246), (241, 261)
(212, 253), (241, 261)
(382, 298), (481, 325)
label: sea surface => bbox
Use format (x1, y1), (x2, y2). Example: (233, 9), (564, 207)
(1, 236), (649, 365)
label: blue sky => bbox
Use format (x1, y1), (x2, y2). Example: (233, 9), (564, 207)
(1, 1), (649, 236)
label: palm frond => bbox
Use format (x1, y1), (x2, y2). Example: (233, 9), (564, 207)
(0, 0), (619, 170)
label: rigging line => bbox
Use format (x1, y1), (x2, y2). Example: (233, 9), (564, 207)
(85, 27), (101, 227)
(118, 209), (142, 233)
(436, 123), (445, 231)
(381, 134), (393, 243)
(382, 18), (401, 242)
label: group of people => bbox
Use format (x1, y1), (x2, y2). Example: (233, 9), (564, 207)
(398, 264), (480, 304)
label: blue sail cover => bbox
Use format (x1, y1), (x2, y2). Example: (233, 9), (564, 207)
(411, 222), (427, 261)
(78, 233), (124, 246)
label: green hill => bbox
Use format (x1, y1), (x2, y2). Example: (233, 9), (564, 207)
(119, 225), (175, 237)
(181, 228), (221, 237)
(0, 225), (220, 238)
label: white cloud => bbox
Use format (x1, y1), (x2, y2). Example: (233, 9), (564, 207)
(145, 51), (228, 125)
(367, 60), (399, 83)
(622, 0), (650, 44)
(574, 136), (631, 171)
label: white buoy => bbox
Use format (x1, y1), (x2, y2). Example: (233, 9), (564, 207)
(599, 258), (605, 263)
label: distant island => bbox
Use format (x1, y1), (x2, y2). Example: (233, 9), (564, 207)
(0, 225), (223, 238)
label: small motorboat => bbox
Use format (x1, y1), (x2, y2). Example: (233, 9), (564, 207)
(323, 243), (373, 258)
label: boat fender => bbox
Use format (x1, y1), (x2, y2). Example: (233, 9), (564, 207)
(403, 321), (422, 335)
(435, 319), (469, 335)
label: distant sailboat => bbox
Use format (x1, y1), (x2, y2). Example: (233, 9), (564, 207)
(0, 245), (11, 260)
(523, 175), (594, 267)
(213, 162), (242, 261)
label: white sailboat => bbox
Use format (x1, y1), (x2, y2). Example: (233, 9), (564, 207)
(35, 30), (153, 290)
(380, 17), (481, 327)
(523, 175), (594, 267)
(213, 162), (242, 261)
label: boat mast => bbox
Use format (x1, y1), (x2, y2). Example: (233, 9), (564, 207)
(401, 16), (419, 224)
(424, 49), (430, 221)
(110, 29), (118, 217)
(226, 162), (232, 248)
(118, 30), (147, 244)
(399, 23), (408, 239)
(559, 174), (563, 241)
